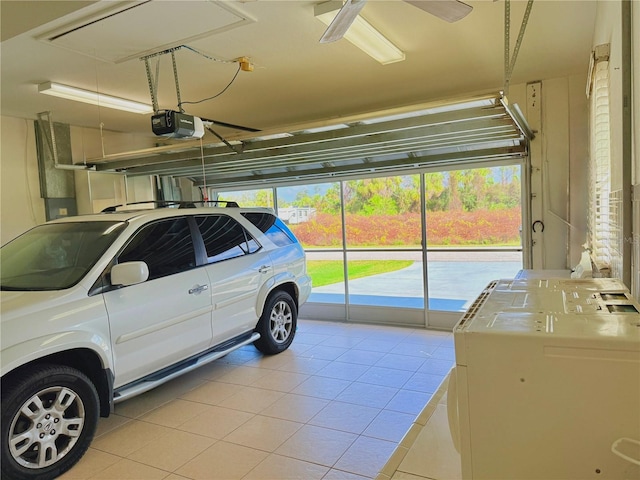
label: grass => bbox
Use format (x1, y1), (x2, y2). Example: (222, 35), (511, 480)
(307, 260), (414, 287)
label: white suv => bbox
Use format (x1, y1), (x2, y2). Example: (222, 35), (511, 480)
(0, 202), (311, 479)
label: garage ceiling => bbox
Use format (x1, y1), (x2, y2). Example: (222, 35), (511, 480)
(39, 2), (256, 64)
(2, 1), (594, 187)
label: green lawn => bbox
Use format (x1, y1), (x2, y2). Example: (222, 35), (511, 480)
(307, 260), (414, 287)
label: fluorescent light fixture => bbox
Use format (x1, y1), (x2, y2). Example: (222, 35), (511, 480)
(38, 82), (154, 114)
(298, 124), (349, 134)
(315, 1), (405, 65)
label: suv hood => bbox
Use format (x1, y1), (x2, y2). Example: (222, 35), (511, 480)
(1, 289), (82, 320)
(1, 288), (109, 352)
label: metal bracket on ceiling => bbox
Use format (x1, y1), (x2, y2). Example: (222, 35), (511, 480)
(143, 47), (242, 153)
(141, 46), (259, 144)
(142, 46), (185, 114)
(503, 0), (534, 95)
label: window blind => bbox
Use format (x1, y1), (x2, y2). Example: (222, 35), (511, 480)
(588, 59), (612, 272)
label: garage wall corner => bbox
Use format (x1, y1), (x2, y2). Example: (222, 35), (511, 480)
(1, 116), (46, 244)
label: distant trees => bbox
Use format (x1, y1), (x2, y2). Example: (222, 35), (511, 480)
(287, 166), (521, 215)
(341, 176), (420, 215)
(424, 167), (521, 212)
(218, 166), (522, 248)
(218, 189), (274, 208)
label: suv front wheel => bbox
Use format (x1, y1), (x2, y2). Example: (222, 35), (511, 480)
(254, 290), (297, 355)
(1, 365), (99, 480)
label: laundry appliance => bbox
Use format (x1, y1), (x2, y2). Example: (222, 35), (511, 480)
(448, 278), (640, 479)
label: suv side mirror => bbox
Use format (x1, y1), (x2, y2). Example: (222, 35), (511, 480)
(111, 261), (149, 286)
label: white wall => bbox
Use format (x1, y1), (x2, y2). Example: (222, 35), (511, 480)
(126, 176), (157, 203)
(568, 74), (591, 268)
(508, 75), (589, 270)
(0, 116), (46, 244)
(75, 171), (127, 214)
(541, 77), (575, 269)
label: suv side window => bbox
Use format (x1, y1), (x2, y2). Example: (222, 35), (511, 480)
(195, 215), (260, 264)
(242, 212), (296, 247)
(118, 217), (196, 280)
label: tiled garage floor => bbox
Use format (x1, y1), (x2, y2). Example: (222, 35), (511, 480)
(60, 319), (454, 480)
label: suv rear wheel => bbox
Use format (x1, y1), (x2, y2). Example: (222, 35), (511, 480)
(254, 290), (297, 354)
(1, 365), (99, 480)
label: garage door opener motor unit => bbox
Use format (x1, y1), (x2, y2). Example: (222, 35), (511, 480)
(152, 109), (204, 139)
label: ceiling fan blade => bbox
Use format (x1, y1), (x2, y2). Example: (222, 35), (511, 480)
(319, 0), (368, 43)
(405, 0), (473, 23)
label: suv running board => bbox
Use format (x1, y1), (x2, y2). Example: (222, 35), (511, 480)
(113, 332), (260, 404)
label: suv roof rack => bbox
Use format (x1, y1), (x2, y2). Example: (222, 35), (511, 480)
(101, 200), (239, 213)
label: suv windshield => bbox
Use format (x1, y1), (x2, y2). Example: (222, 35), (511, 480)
(1, 221), (126, 291)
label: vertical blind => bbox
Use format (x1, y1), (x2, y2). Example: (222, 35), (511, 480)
(589, 59), (611, 272)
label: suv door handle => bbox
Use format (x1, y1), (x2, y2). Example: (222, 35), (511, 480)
(188, 284), (209, 295)
(258, 265), (271, 273)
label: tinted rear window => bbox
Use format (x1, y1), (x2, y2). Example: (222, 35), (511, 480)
(196, 215), (260, 264)
(242, 212), (296, 247)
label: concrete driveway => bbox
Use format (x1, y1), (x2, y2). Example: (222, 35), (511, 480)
(308, 249), (522, 311)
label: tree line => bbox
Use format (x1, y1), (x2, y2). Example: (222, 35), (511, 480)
(287, 166), (521, 215)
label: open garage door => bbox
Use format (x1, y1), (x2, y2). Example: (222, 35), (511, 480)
(88, 93), (532, 191)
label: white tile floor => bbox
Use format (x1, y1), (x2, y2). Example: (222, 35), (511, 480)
(377, 377), (462, 480)
(60, 319), (456, 480)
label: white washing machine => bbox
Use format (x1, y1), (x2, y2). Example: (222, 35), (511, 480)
(448, 278), (640, 479)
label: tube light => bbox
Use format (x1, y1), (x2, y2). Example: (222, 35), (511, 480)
(315, 2), (405, 65)
(38, 82), (154, 114)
